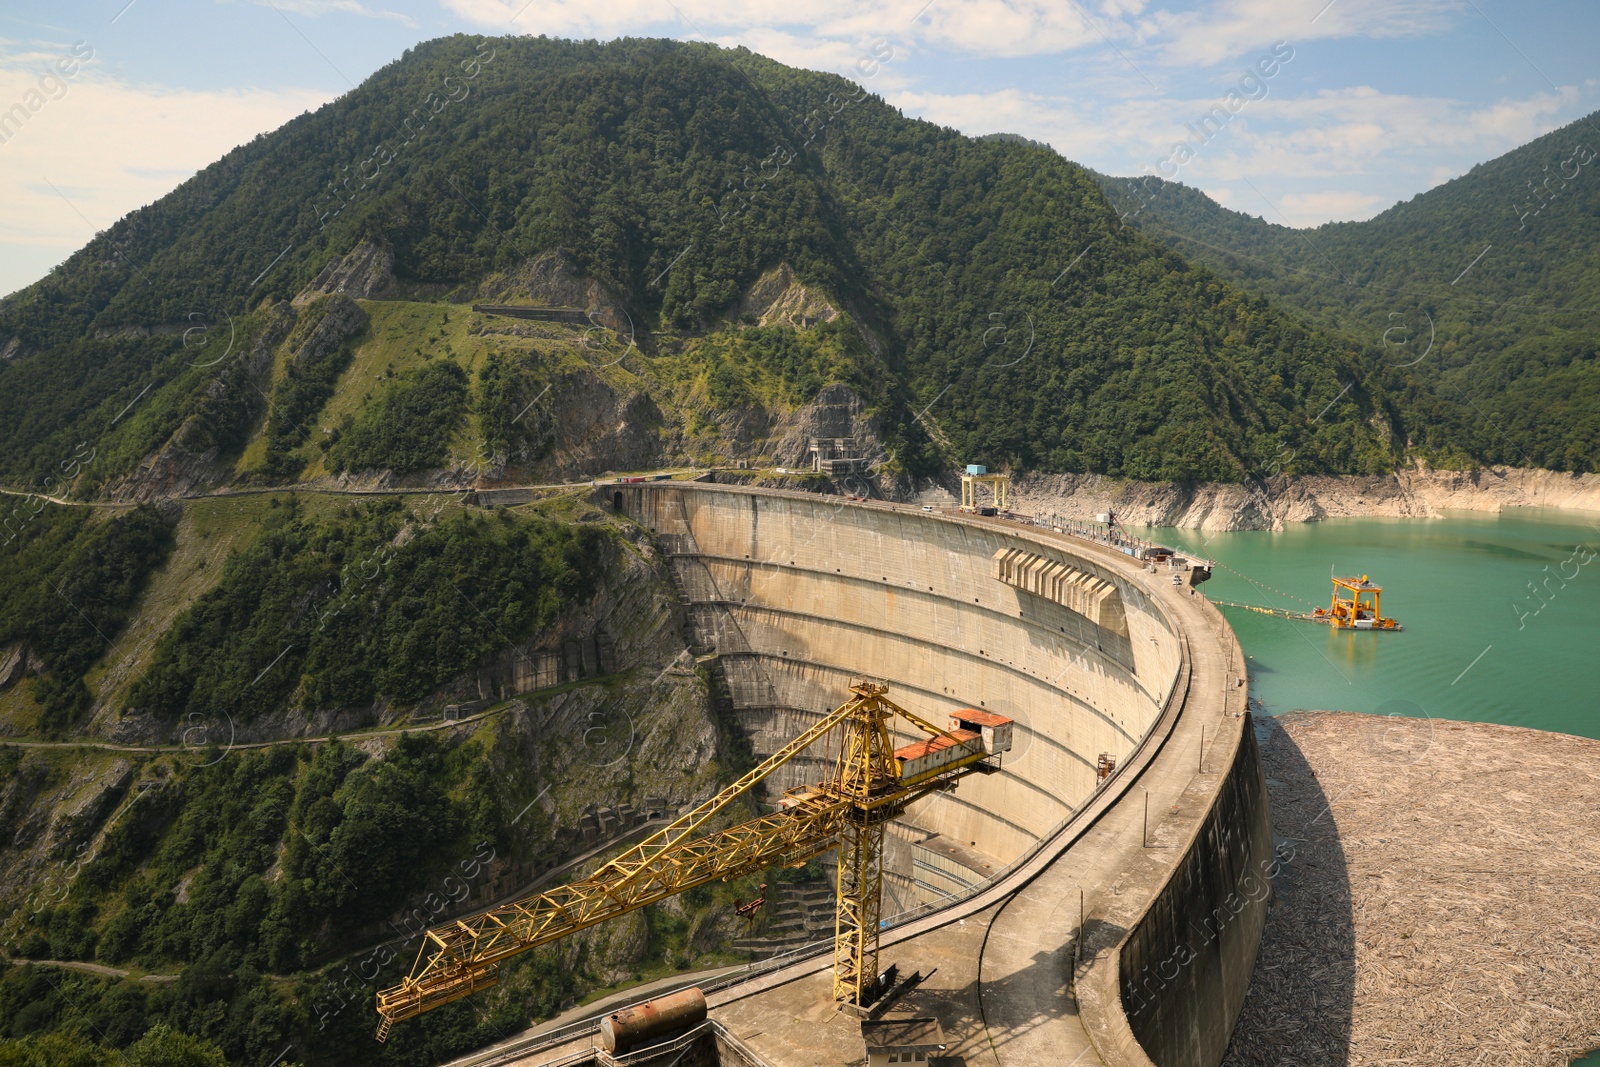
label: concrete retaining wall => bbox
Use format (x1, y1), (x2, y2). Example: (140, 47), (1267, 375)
(1117, 717), (1273, 1067)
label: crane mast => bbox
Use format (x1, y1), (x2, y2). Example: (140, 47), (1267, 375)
(375, 682), (1007, 1040)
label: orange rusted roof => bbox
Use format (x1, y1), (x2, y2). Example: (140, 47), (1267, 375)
(953, 709), (1013, 728)
(895, 729), (980, 762)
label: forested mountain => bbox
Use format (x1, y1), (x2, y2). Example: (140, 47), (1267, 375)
(0, 33), (1591, 1067)
(2, 34), (1508, 494)
(0, 492), (768, 1067)
(1094, 111), (1600, 471)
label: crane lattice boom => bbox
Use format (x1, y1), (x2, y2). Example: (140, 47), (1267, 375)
(374, 682), (1004, 1040)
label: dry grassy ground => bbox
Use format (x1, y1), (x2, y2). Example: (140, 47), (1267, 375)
(1225, 711), (1600, 1066)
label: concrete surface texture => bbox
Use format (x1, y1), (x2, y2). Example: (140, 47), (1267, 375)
(1224, 712), (1600, 1067)
(623, 486), (1182, 869)
(491, 485), (1260, 1067)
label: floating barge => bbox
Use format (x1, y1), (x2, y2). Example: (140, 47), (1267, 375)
(1313, 574), (1401, 630)
(1214, 574), (1402, 631)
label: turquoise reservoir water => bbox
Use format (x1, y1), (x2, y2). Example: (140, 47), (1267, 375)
(1142, 508), (1600, 740)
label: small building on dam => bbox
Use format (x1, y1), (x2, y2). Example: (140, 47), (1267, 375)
(499, 483), (1270, 1067)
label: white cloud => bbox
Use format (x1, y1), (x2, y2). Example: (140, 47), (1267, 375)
(0, 64), (331, 296)
(894, 78), (1592, 226)
(447, 0), (1115, 60)
(709, 27), (916, 92)
(891, 86), (1158, 161)
(1274, 189), (1387, 224)
(263, 0), (418, 26)
(914, 0), (1100, 58)
(1207, 84), (1584, 178)
(442, 0), (1464, 74)
(446, 0), (847, 41)
(1135, 0), (1461, 67)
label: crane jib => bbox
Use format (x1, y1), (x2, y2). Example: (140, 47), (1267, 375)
(373, 682), (1011, 1040)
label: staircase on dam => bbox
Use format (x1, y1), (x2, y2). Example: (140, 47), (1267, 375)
(731, 881), (835, 957)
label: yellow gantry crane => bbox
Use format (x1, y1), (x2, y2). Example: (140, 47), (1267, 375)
(374, 682), (1010, 1040)
(1314, 574), (1402, 630)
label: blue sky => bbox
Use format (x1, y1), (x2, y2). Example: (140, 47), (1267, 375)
(1, 0), (1596, 296)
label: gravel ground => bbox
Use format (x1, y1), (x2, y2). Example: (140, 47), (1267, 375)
(1224, 711), (1600, 1067)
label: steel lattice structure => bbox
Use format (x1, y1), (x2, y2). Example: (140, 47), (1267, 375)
(374, 682), (996, 1040)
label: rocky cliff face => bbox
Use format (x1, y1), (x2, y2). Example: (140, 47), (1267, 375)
(287, 293), (368, 366)
(103, 436), (223, 505)
(766, 382), (889, 470)
(533, 371), (666, 480)
(738, 263), (839, 329)
(474, 248), (634, 334)
(294, 238), (401, 305)
(293, 237), (465, 304)
(104, 300), (298, 503)
(0, 642), (29, 690)
(459, 522), (688, 705)
(1011, 464), (1600, 532)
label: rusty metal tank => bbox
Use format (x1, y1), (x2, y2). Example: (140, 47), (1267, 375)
(598, 987), (707, 1054)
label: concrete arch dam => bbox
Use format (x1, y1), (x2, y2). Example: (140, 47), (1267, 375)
(552, 484), (1268, 1067)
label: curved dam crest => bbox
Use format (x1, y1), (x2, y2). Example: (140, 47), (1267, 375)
(511, 483), (1272, 1067)
(624, 486), (1179, 866)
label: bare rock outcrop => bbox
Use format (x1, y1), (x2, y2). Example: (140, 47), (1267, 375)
(294, 237), (400, 305)
(45, 760), (132, 857)
(104, 300), (297, 502)
(0, 642), (28, 690)
(104, 431), (222, 504)
(766, 383), (888, 470)
(286, 293), (368, 367)
(1012, 464), (1600, 532)
(520, 369), (665, 479)
(0, 335), (29, 362)
(739, 263), (839, 328)
(459, 528), (684, 706)
(475, 249), (633, 334)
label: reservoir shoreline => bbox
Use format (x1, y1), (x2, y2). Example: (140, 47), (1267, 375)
(1010, 465), (1600, 532)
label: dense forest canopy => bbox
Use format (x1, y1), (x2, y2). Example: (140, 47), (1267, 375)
(2, 34), (1565, 489)
(0, 496), (756, 1067)
(1092, 109), (1600, 472)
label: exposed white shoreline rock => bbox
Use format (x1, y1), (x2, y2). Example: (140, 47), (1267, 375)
(1006, 464), (1600, 532)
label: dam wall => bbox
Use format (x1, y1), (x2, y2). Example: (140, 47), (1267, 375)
(1116, 717), (1273, 1067)
(593, 483), (1268, 1067)
(615, 484), (1181, 867)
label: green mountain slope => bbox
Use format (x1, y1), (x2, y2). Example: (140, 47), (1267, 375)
(1, 34), (1591, 1066)
(0, 34), (1488, 493)
(1094, 112), (1600, 471)
(0, 494), (766, 1067)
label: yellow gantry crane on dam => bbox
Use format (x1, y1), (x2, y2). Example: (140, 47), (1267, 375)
(374, 682), (1013, 1040)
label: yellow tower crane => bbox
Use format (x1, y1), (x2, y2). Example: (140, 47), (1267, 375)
(374, 682), (1010, 1041)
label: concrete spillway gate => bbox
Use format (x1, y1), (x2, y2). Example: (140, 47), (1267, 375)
(512, 484), (1270, 1067)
